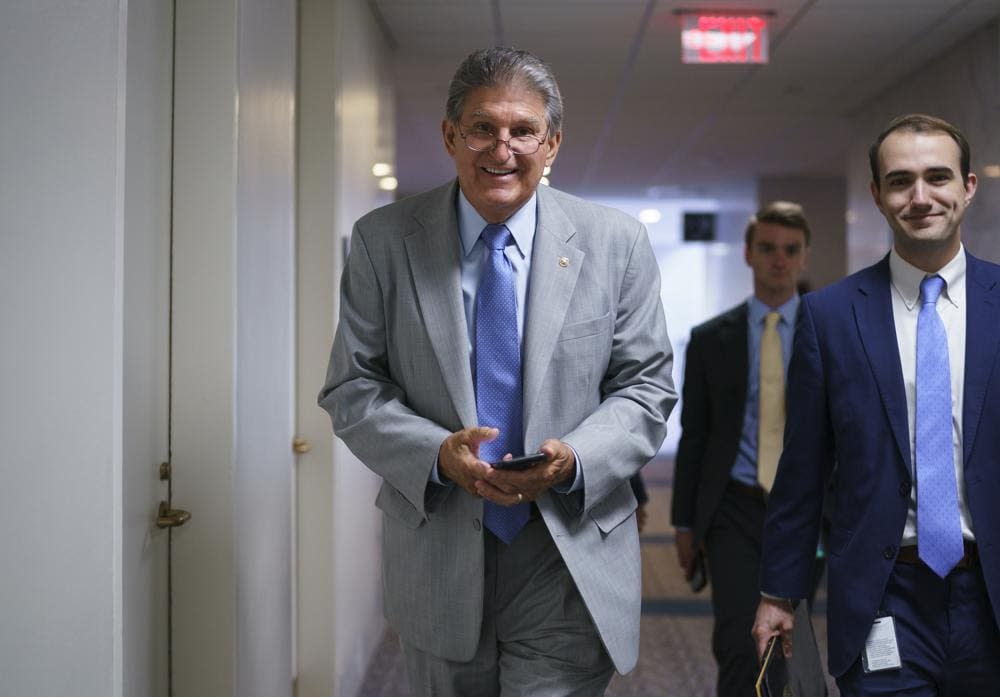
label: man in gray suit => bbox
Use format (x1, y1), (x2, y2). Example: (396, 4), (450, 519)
(319, 47), (676, 696)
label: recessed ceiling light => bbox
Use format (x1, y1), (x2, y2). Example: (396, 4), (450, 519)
(372, 162), (394, 177)
(540, 176), (550, 186)
(543, 165), (552, 176)
(983, 164), (1000, 178)
(378, 176), (398, 191)
(638, 208), (662, 224)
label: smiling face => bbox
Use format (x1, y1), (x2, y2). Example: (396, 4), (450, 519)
(442, 83), (561, 224)
(871, 130), (977, 270)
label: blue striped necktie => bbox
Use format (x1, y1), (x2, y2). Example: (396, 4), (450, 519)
(476, 223), (530, 544)
(915, 274), (963, 577)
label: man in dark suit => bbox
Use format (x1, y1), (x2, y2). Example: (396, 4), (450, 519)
(754, 114), (1000, 695)
(672, 201), (811, 697)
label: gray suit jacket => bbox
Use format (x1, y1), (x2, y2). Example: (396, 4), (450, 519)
(319, 181), (676, 673)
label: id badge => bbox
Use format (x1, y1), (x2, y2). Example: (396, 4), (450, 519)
(862, 615), (902, 673)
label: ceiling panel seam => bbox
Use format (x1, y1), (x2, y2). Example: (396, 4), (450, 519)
(578, 0), (659, 190)
(492, 0), (504, 47)
(647, 0), (821, 187)
(844, 0), (979, 116)
(368, 0), (399, 51)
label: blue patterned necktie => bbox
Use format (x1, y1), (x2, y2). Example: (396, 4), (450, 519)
(915, 274), (963, 578)
(476, 223), (530, 544)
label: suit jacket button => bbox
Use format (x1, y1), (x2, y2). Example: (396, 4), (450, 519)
(899, 481), (911, 497)
(883, 545), (896, 560)
(473, 519), (481, 531)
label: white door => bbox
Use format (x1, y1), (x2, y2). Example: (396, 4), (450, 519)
(169, 2), (297, 696)
(3, 1), (176, 694)
(122, 0), (175, 695)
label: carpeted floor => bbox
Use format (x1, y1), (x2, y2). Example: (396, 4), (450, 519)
(357, 457), (839, 696)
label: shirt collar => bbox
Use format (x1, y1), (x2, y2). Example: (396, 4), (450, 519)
(889, 244), (965, 311)
(457, 189), (537, 260)
(748, 293), (799, 327)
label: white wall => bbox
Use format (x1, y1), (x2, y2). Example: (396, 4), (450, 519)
(331, 2), (396, 684)
(1, 1), (127, 694)
(846, 18), (1000, 270)
(297, 0), (395, 694)
(296, 1), (339, 694)
(172, 1), (297, 696)
(758, 176), (847, 291)
(171, 2), (239, 692)
(235, 1), (298, 695)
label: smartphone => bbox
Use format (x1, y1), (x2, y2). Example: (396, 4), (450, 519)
(491, 452), (546, 470)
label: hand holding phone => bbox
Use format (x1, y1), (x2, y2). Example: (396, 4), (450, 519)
(490, 452), (546, 470)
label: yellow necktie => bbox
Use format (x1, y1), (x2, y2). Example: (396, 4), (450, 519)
(758, 311), (784, 492)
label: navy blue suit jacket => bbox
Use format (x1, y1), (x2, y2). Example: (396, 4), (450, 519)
(671, 303), (749, 543)
(760, 250), (1000, 676)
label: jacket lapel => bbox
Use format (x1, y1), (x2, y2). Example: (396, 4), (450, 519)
(522, 188), (583, 428)
(854, 257), (911, 471)
(962, 252), (1000, 467)
(405, 182), (478, 428)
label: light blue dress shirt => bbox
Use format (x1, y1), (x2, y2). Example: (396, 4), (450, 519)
(432, 190), (582, 492)
(457, 190), (535, 357)
(730, 294), (799, 486)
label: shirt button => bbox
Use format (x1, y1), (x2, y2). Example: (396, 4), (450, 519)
(899, 481), (911, 497)
(883, 545), (896, 560)
(473, 519), (481, 531)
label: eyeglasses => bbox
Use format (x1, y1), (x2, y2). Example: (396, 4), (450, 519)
(456, 124), (548, 156)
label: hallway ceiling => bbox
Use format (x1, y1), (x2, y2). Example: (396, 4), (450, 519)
(375, 0), (1000, 200)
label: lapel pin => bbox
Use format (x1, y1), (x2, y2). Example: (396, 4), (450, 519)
(559, 256), (569, 267)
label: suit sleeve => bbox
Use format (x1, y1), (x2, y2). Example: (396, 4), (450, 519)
(561, 221), (678, 514)
(760, 296), (834, 598)
(671, 330), (709, 529)
(317, 223), (451, 520)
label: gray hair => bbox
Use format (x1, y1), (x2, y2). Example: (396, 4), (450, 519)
(445, 47), (563, 134)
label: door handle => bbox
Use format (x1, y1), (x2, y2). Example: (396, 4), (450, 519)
(157, 501), (192, 529)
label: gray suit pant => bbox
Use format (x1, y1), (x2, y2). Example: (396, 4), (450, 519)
(402, 515), (615, 697)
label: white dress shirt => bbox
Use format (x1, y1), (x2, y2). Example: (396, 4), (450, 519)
(889, 245), (974, 545)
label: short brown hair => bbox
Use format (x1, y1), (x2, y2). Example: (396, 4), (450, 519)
(745, 201), (811, 247)
(869, 114), (971, 189)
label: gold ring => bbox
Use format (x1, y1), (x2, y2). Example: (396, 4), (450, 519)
(516, 493), (523, 503)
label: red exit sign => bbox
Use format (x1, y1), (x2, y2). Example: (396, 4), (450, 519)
(681, 14), (769, 64)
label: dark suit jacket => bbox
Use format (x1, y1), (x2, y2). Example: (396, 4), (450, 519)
(761, 251), (1000, 677)
(671, 303), (749, 543)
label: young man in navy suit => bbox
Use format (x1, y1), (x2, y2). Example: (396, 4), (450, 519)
(753, 114), (1000, 695)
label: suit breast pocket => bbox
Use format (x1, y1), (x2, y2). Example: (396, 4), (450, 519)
(558, 312), (611, 342)
(551, 312), (613, 406)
